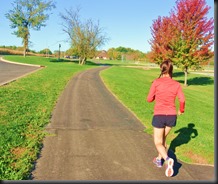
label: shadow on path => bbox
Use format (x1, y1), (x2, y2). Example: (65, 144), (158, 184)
(168, 123), (198, 176)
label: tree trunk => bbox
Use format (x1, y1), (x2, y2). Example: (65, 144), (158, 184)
(23, 30), (29, 57)
(79, 57), (82, 65)
(23, 48), (26, 57)
(81, 57), (86, 65)
(184, 66), (188, 86)
(23, 39), (27, 57)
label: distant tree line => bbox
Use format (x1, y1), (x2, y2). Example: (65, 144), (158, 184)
(107, 46), (147, 61)
(0, 45), (149, 62)
(64, 46), (149, 62)
(0, 45), (36, 53)
(0, 45), (53, 55)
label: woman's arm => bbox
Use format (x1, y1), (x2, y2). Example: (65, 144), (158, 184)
(147, 81), (156, 102)
(177, 85), (185, 114)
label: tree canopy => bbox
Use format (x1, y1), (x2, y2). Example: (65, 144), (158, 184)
(60, 8), (109, 65)
(149, 0), (214, 86)
(6, 0), (56, 57)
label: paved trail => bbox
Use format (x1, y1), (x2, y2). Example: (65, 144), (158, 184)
(0, 57), (42, 86)
(31, 66), (214, 181)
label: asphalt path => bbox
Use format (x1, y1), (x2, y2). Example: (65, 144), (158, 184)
(0, 57), (42, 86)
(31, 66), (214, 181)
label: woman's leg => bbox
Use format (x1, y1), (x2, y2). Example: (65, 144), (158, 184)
(163, 126), (172, 154)
(154, 127), (172, 160)
(154, 126), (174, 177)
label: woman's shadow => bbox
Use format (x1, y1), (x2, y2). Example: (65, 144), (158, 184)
(168, 123), (198, 177)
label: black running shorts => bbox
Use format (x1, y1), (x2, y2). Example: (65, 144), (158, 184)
(152, 115), (177, 128)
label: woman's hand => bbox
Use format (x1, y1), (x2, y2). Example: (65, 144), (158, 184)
(178, 110), (184, 116)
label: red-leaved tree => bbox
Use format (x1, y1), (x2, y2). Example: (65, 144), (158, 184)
(148, 16), (177, 63)
(149, 0), (214, 86)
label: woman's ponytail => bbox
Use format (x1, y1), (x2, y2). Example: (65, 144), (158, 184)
(159, 59), (173, 78)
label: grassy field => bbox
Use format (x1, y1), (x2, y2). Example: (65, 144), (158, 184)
(100, 63), (214, 166)
(0, 56), (214, 179)
(0, 55), (97, 180)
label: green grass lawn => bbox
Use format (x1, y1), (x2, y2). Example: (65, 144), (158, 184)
(0, 55), (97, 180)
(100, 65), (214, 166)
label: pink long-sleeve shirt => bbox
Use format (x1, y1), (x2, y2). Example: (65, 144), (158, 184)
(147, 77), (185, 115)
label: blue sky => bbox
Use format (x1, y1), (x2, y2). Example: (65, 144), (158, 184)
(0, 0), (214, 53)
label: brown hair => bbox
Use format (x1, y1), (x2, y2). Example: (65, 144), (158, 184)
(159, 59), (173, 78)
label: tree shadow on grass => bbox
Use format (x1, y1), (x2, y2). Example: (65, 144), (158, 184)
(173, 72), (184, 78)
(168, 123), (198, 176)
(49, 58), (72, 62)
(86, 60), (107, 66)
(49, 59), (109, 66)
(177, 76), (214, 86)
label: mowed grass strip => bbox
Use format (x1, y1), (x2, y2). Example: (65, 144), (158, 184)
(0, 56), (97, 180)
(100, 66), (214, 165)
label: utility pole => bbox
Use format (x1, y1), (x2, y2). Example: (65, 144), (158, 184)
(46, 48), (48, 58)
(58, 44), (61, 61)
